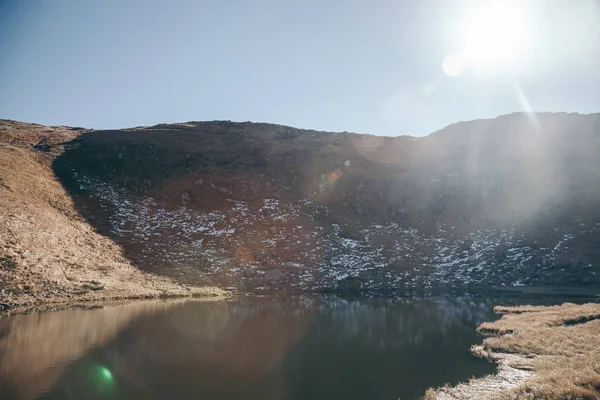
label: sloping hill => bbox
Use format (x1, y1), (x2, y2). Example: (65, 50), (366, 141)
(3, 113), (600, 297)
(0, 120), (222, 305)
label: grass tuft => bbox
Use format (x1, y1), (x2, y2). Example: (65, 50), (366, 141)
(0, 256), (17, 270)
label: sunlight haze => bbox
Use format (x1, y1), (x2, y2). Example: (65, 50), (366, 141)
(1, 0), (599, 135)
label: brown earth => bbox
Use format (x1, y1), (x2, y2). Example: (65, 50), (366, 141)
(53, 114), (600, 234)
(0, 120), (224, 306)
(49, 113), (600, 292)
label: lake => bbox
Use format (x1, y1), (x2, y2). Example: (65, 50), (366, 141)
(0, 296), (576, 400)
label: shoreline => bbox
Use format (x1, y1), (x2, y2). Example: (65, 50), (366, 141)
(0, 285), (229, 313)
(0, 295), (230, 316)
(425, 302), (600, 399)
(489, 286), (600, 298)
(427, 350), (533, 400)
(3, 286), (597, 313)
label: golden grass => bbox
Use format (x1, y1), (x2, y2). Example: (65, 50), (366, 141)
(483, 303), (600, 400)
(0, 122), (226, 305)
(426, 303), (600, 399)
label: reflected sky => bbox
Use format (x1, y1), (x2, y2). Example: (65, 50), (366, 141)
(0, 297), (515, 400)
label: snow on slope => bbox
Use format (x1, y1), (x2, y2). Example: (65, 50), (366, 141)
(73, 172), (599, 293)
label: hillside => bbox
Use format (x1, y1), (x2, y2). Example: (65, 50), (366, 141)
(2, 113), (600, 297)
(0, 120), (223, 305)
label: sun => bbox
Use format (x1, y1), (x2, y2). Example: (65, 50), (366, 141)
(444, 1), (529, 76)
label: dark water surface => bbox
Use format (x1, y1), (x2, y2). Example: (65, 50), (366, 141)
(0, 296), (578, 400)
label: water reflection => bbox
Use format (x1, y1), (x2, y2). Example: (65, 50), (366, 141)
(1, 297), (504, 400)
(0, 301), (184, 400)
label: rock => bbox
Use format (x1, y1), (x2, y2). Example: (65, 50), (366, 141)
(265, 269), (284, 282)
(181, 192), (190, 205)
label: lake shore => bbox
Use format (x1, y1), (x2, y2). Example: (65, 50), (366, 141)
(0, 284), (228, 312)
(426, 302), (600, 399)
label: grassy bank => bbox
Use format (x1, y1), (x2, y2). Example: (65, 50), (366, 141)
(0, 121), (226, 307)
(426, 302), (600, 400)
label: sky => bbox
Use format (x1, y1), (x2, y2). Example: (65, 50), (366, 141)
(0, 0), (599, 136)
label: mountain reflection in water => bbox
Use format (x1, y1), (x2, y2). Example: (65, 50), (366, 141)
(0, 297), (500, 400)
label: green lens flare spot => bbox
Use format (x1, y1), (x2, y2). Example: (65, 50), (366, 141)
(99, 366), (113, 382)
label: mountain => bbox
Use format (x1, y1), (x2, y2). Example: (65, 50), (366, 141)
(1, 112), (599, 298)
(0, 121), (222, 304)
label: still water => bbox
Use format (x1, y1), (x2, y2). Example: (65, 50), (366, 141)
(0, 296), (561, 400)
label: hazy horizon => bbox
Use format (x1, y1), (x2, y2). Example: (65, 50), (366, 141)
(1, 0), (599, 136)
(4, 110), (599, 139)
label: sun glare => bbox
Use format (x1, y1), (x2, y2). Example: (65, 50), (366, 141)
(464, 2), (526, 67)
(444, 1), (529, 76)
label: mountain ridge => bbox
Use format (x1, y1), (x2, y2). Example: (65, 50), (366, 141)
(1, 112), (599, 299)
(5, 110), (595, 138)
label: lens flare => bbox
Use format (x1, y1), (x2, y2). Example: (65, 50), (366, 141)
(327, 168), (343, 184)
(442, 54), (465, 77)
(99, 366), (113, 382)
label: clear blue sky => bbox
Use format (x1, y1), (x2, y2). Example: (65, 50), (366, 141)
(1, 0), (599, 136)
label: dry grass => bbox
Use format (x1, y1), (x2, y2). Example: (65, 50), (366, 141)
(0, 120), (225, 305)
(478, 303), (600, 336)
(427, 303), (600, 399)
(482, 303), (600, 400)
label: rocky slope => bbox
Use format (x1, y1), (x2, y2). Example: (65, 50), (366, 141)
(2, 113), (600, 295)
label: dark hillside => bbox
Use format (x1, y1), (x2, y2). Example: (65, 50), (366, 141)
(46, 113), (600, 294)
